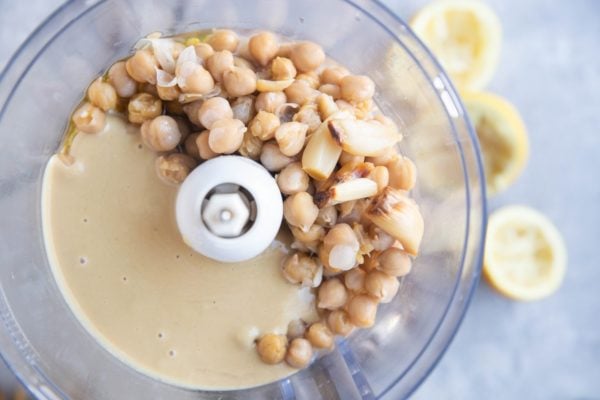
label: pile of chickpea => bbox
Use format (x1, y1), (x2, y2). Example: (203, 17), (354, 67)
(69, 29), (424, 370)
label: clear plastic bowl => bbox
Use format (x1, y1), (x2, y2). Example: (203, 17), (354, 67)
(0, 0), (486, 398)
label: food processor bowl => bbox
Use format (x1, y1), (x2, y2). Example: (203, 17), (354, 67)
(0, 0), (486, 398)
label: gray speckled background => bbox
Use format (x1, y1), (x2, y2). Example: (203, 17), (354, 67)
(1, 1), (599, 398)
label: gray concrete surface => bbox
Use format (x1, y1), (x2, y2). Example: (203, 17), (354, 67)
(1, 0), (599, 399)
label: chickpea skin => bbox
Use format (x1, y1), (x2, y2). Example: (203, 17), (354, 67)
(378, 247), (412, 277)
(255, 91), (287, 113)
(156, 84), (180, 102)
(283, 192), (319, 232)
(317, 278), (348, 310)
(197, 97), (233, 129)
(347, 294), (379, 328)
(128, 93), (162, 124)
(155, 153), (196, 185)
(125, 49), (159, 84)
(207, 29), (239, 52)
(305, 322), (334, 349)
(206, 50), (234, 82)
(108, 61), (137, 98)
(249, 111), (280, 141)
(271, 57), (297, 80)
(340, 75), (375, 103)
(141, 115), (182, 151)
(290, 41), (325, 72)
(208, 118), (246, 154)
(285, 338), (313, 369)
(195, 130), (218, 160)
(72, 102), (105, 133)
(275, 122), (308, 157)
(276, 162), (309, 195)
(223, 66), (257, 97)
(256, 333), (287, 364)
(249, 31), (279, 66)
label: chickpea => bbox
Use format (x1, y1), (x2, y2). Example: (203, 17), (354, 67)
(283, 192), (319, 232)
(364, 270), (399, 303)
(327, 310), (354, 336)
(260, 141), (294, 171)
(287, 319), (307, 340)
(275, 122), (308, 157)
(281, 253), (322, 287)
(140, 82), (159, 97)
(184, 132), (201, 159)
(239, 130), (263, 160)
(249, 111), (280, 141)
(284, 80), (318, 105)
(340, 75), (375, 103)
(322, 263), (344, 278)
(344, 267), (366, 293)
(179, 64), (215, 94)
(370, 165), (390, 193)
(208, 118), (246, 154)
(335, 99), (355, 115)
(108, 61), (137, 98)
(293, 104), (321, 132)
(87, 78), (117, 111)
(140, 116), (181, 151)
(276, 42), (294, 58)
(72, 102), (105, 134)
(347, 294), (378, 328)
(128, 93), (162, 124)
(248, 31), (279, 66)
(318, 83), (341, 99)
(366, 146), (397, 166)
(255, 91), (287, 114)
(339, 151), (365, 166)
(306, 322), (334, 349)
(319, 224), (360, 271)
(207, 29), (239, 52)
(291, 224), (325, 245)
(285, 338), (313, 369)
(183, 100), (203, 126)
(194, 43), (214, 60)
(155, 153), (196, 185)
(387, 156), (417, 191)
(223, 66), (257, 97)
(234, 56), (256, 71)
(368, 225), (395, 252)
(276, 162), (309, 195)
(156, 84), (180, 101)
(125, 49), (159, 84)
(231, 95), (256, 124)
(290, 41), (325, 72)
(195, 130), (217, 160)
(378, 247), (412, 277)
(206, 50), (234, 82)
(197, 97), (233, 129)
(316, 206), (337, 228)
(320, 66), (350, 85)
(256, 333), (287, 364)
(317, 278), (348, 310)
(271, 57), (297, 80)
(296, 71), (320, 89)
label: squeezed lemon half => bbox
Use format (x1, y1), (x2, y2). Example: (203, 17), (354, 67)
(410, 0), (502, 91)
(462, 91), (529, 195)
(484, 206), (567, 301)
